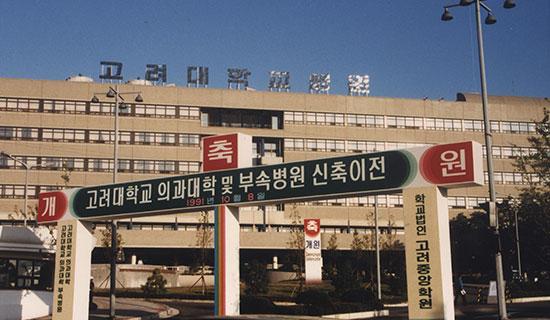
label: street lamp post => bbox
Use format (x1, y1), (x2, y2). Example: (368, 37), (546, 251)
(441, 1), (515, 319)
(1, 152), (30, 226)
(374, 196), (381, 300)
(92, 85), (143, 319)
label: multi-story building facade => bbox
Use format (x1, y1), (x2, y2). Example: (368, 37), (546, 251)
(0, 77), (546, 263)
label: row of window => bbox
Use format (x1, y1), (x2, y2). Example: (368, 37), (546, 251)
(284, 111), (537, 134)
(90, 221), (402, 234)
(284, 137), (537, 158)
(1, 97), (538, 135)
(301, 195), (505, 210)
(0, 97), (200, 119)
(0, 126), (201, 146)
(0, 156), (200, 174)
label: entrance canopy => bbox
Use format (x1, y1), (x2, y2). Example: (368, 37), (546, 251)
(37, 141), (483, 224)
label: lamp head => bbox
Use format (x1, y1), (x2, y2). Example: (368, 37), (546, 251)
(459, 0), (474, 6)
(134, 94), (144, 103)
(485, 13), (497, 25)
(503, 0), (516, 9)
(106, 88), (116, 98)
(91, 95), (100, 103)
(441, 8), (454, 21)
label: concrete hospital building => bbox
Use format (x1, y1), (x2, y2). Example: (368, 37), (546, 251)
(0, 76), (547, 270)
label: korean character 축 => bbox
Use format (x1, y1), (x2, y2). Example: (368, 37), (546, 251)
(330, 161), (347, 183)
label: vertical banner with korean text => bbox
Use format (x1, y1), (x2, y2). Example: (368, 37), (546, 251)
(205, 133), (252, 317)
(304, 219), (322, 284)
(404, 186), (454, 320)
(52, 220), (94, 320)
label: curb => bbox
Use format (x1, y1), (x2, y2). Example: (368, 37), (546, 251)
(121, 306), (180, 320)
(322, 309), (389, 319)
(511, 296), (550, 303)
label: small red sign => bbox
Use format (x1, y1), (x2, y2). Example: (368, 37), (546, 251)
(420, 141), (474, 185)
(304, 219), (321, 237)
(37, 191), (68, 223)
(202, 134), (239, 172)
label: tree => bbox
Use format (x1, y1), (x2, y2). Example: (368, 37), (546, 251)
(242, 259), (268, 295)
(99, 224), (125, 262)
(190, 210), (213, 295)
(286, 203), (305, 294)
(509, 108), (550, 276)
(449, 109), (550, 278)
(323, 233), (339, 282)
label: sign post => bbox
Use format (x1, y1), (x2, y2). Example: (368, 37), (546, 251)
(304, 219), (322, 284)
(404, 186), (454, 319)
(202, 133), (252, 317)
(51, 219), (94, 320)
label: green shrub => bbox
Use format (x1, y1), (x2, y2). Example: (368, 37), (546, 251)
(341, 288), (383, 310)
(141, 268), (167, 296)
(296, 289), (335, 315)
(242, 260), (268, 295)
(240, 296), (275, 314)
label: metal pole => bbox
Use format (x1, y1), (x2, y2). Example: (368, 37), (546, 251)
(514, 208), (522, 279)
(474, 1), (508, 318)
(23, 161), (29, 227)
(113, 85), (119, 184)
(110, 85), (119, 319)
(375, 196), (381, 300)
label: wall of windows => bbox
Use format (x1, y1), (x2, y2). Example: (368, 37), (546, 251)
(285, 137), (538, 159)
(0, 155), (200, 175)
(0, 126), (201, 147)
(0, 97), (200, 120)
(284, 110), (537, 134)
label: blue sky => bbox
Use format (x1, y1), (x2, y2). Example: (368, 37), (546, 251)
(1, 1), (548, 100)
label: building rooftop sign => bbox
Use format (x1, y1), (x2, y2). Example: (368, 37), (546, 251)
(37, 141), (482, 224)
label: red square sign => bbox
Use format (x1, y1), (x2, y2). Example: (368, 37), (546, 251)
(304, 219), (321, 237)
(37, 191), (68, 223)
(420, 141), (475, 185)
(202, 134), (239, 172)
